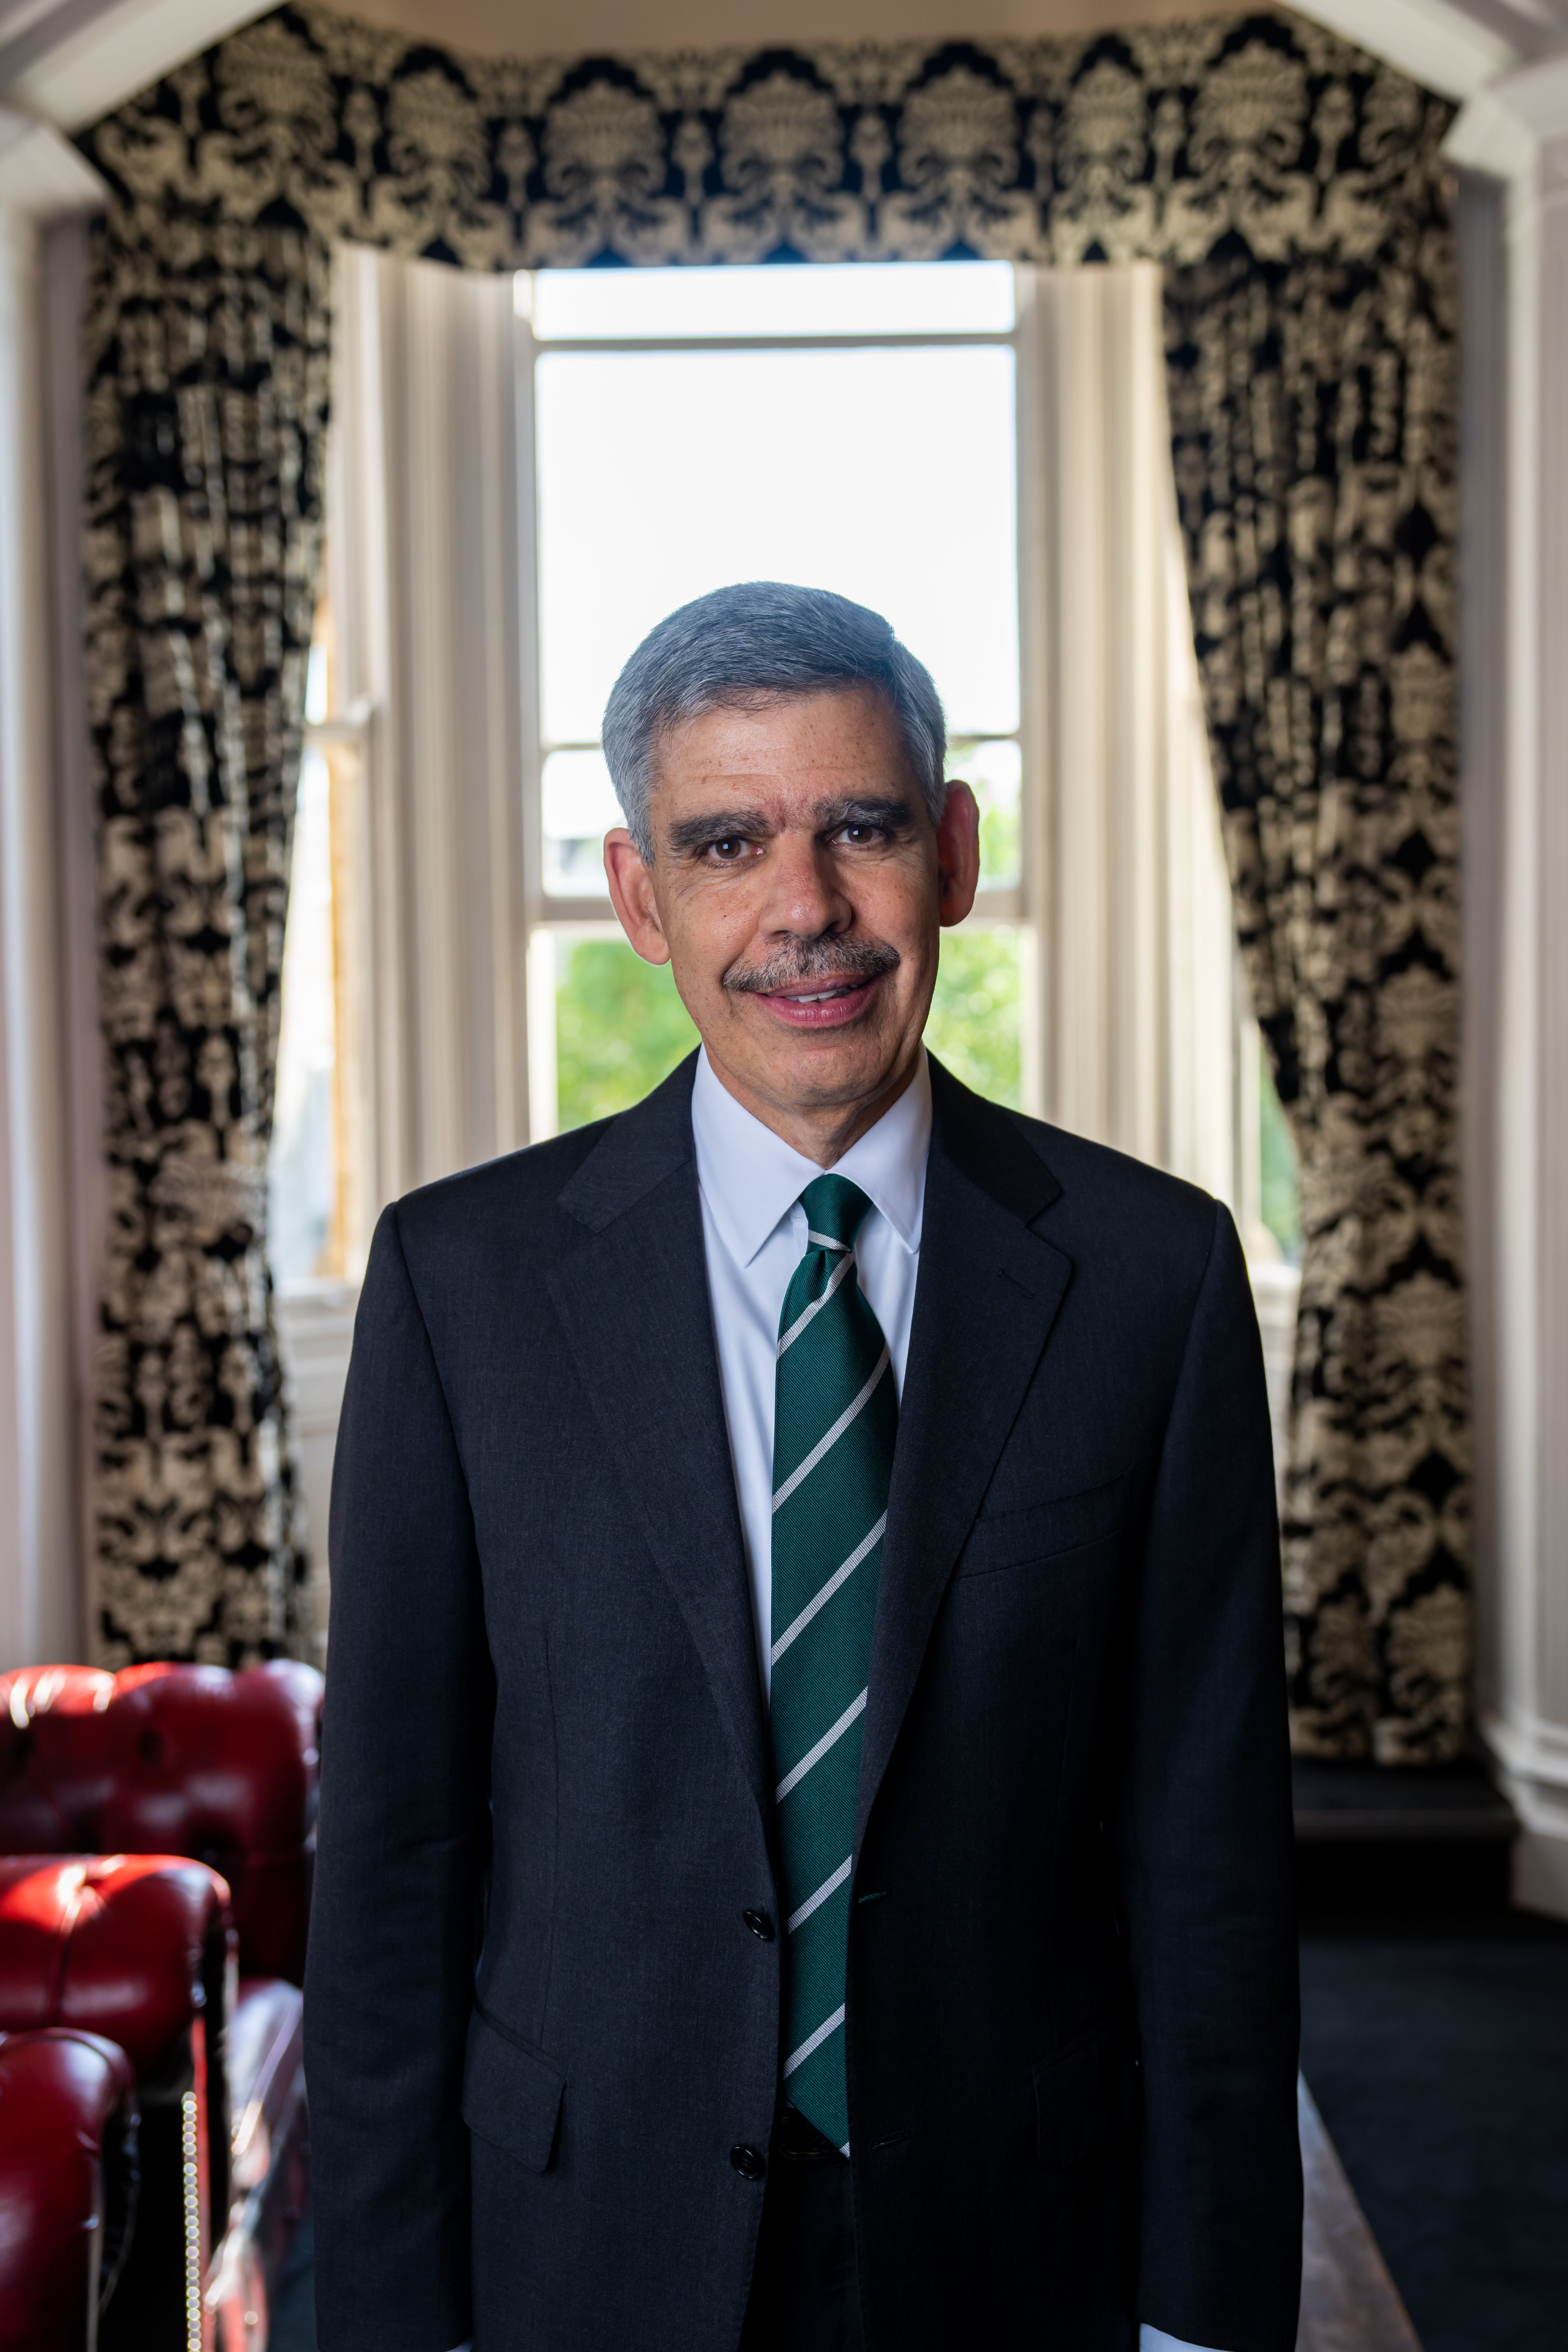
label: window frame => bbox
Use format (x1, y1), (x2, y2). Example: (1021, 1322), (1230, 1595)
(278, 253), (1294, 1257)
(269, 250), (1300, 1569)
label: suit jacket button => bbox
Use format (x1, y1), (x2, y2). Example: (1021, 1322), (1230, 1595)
(730, 2144), (767, 2181)
(742, 1908), (775, 1940)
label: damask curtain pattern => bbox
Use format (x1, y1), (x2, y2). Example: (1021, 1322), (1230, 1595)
(84, 216), (328, 1663)
(78, 6), (1468, 1756)
(1165, 236), (1466, 1763)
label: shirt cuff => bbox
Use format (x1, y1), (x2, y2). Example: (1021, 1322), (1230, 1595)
(1140, 2329), (1225, 2352)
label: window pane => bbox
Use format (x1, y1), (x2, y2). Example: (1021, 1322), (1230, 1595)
(536, 344), (1018, 746)
(542, 747), (622, 895)
(269, 749), (338, 1280)
(528, 260), (1015, 342)
(949, 737), (1021, 890)
(924, 924), (1023, 1109)
(554, 935), (700, 1131)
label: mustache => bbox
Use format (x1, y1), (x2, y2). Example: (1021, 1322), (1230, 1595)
(723, 936), (901, 996)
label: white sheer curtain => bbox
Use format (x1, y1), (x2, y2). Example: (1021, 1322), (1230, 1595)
(278, 247), (532, 1631)
(1021, 260), (1238, 1206)
(327, 243), (532, 1222)
(1019, 263), (1301, 1472)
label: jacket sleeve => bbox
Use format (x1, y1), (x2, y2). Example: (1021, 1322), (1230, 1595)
(304, 1204), (491, 2352)
(1114, 1201), (1302, 2352)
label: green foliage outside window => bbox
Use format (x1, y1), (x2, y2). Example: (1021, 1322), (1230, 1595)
(947, 738), (1021, 890)
(1258, 1037), (1301, 1263)
(977, 796), (1021, 892)
(554, 938), (699, 1131)
(924, 926), (1023, 1108)
(552, 922), (1024, 1134)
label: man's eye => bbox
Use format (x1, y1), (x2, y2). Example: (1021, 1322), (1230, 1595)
(706, 838), (750, 861)
(836, 824), (882, 846)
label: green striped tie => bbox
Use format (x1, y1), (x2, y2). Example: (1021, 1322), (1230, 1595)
(769, 1173), (896, 2152)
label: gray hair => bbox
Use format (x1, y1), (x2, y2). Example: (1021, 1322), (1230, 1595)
(601, 581), (948, 859)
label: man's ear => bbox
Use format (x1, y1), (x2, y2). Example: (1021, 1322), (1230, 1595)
(934, 782), (982, 928)
(604, 828), (672, 966)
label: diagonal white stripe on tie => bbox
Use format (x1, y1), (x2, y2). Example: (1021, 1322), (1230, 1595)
(771, 1346), (890, 1514)
(782, 2004), (846, 2079)
(777, 1248), (857, 1359)
(786, 1855), (853, 1934)
(774, 1688), (867, 1803)
(771, 1514), (887, 1667)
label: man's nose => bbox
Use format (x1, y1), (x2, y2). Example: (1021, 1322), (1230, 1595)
(760, 832), (851, 939)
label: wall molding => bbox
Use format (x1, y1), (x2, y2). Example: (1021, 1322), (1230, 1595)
(0, 109), (101, 1668)
(0, 0), (267, 129)
(1303, 0), (1530, 100)
(1449, 57), (1568, 1916)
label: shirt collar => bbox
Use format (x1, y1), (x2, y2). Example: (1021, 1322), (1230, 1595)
(691, 1045), (931, 1271)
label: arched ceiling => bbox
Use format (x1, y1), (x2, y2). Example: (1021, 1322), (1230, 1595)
(334, 0), (1252, 60)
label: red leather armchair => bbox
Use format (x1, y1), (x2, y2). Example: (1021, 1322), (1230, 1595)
(0, 1660), (323, 2348)
(0, 1853), (232, 2347)
(0, 2025), (138, 2351)
(0, 1660), (321, 1981)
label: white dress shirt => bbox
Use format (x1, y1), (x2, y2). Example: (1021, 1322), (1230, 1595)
(442, 1052), (1218, 2352)
(691, 1043), (930, 1697)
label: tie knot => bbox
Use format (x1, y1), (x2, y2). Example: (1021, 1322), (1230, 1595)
(799, 1173), (873, 1252)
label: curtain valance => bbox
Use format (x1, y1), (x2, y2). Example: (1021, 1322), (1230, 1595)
(78, 8), (1468, 1763)
(87, 7), (1444, 272)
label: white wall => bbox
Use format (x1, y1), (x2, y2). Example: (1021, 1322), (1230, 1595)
(0, 116), (101, 1669)
(1450, 64), (1568, 1916)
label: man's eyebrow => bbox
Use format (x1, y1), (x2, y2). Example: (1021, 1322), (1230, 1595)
(815, 795), (916, 832)
(664, 808), (777, 857)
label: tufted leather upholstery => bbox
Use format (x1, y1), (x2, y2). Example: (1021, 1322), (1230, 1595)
(0, 1661), (323, 1983)
(0, 1852), (235, 2086)
(0, 2025), (139, 2350)
(0, 1666), (322, 2341)
(0, 1854), (234, 2346)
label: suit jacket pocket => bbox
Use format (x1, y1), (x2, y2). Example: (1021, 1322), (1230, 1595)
(1032, 2013), (1138, 2172)
(462, 2006), (565, 2171)
(958, 1473), (1131, 1578)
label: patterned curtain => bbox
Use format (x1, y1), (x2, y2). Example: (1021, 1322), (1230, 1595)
(78, 5), (1467, 1756)
(1165, 234), (1465, 1764)
(83, 209), (329, 1666)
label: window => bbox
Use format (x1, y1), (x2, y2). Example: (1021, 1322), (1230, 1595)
(278, 245), (1301, 1292)
(270, 248), (1305, 1563)
(518, 260), (1030, 1137)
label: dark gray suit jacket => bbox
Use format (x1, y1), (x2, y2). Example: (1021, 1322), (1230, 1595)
(305, 1054), (1301, 2352)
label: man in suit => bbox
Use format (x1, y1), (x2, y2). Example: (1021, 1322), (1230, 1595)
(306, 582), (1301, 2352)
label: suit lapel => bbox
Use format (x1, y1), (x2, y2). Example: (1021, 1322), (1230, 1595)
(856, 1064), (1074, 1851)
(547, 1059), (773, 1828)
